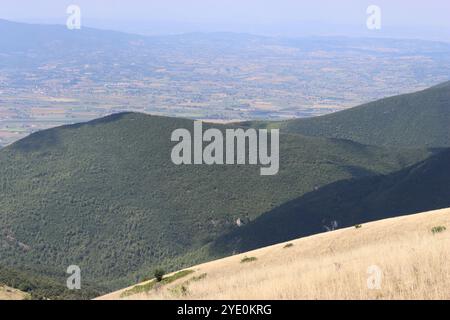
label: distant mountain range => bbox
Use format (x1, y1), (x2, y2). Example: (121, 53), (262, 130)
(1, 79), (450, 298)
(2, 19), (450, 148)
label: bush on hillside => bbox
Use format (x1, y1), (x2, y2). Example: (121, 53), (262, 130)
(241, 256), (257, 263)
(154, 269), (165, 282)
(431, 226), (446, 234)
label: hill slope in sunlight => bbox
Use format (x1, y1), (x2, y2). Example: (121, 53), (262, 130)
(98, 207), (450, 300)
(0, 286), (29, 300)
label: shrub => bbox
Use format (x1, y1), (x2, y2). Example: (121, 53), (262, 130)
(191, 273), (207, 282)
(154, 268), (165, 282)
(180, 285), (188, 296)
(283, 243), (294, 248)
(122, 270), (194, 297)
(354, 224), (362, 229)
(241, 256), (257, 263)
(431, 226), (446, 234)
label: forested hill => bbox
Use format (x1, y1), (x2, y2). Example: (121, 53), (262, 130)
(0, 112), (428, 291)
(243, 81), (450, 148)
(213, 148), (450, 253)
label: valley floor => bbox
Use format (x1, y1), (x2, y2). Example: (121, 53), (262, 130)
(98, 208), (450, 300)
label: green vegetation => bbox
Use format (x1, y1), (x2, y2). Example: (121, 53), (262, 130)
(191, 273), (207, 282)
(169, 273), (207, 297)
(0, 265), (100, 300)
(283, 243), (294, 248)
(241, 256), (258, 263)
(0, 112), (429, 291)
(354, 224), (362, 229)
(213, 149), (450, 254)
(154, 269), (165, 282)
(431, 226), (447, 234)
(162, 270), (194, 284)
(121, 270), (194, 297)
(1, 21), (450, 297)
(176, 284), (189, 297)
(121, 281), (157, 297)
(245, 81), (450, 148)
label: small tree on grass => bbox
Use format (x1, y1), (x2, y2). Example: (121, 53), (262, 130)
(154, 268), (165, 282)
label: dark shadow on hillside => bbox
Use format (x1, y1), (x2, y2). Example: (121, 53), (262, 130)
(210, 148), (450, 256)
(340, 164), (378, 177)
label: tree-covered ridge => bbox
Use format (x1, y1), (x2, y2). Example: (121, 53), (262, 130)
(243, 81), (450, 148)
(0, 265), (99, 300)
(213, 148), (450, 254)
(0, 112), (429, 291)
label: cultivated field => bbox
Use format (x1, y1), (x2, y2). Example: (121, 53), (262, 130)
(98, 208), (450, 300)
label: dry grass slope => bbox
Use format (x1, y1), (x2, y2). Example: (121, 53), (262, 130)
(98, 208), (450, 300)
(0, 285), (29, 300)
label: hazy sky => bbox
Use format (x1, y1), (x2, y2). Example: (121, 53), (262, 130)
(1, 0), (450, 39)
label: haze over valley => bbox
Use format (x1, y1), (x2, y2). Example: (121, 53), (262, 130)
(1, 2), (450, 301)
(1, 19), (450, 146)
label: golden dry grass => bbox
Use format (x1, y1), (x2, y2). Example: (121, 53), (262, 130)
(98, 207), (450, 300)
(0, 286), (29, 300)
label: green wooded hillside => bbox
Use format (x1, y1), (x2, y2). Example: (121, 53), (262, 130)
(243, 81), (450, 148)
(0, 112), (428, 293)
(213, 148), (450, 254)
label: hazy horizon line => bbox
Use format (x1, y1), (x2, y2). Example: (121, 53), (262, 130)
(2, 17), (450, 44)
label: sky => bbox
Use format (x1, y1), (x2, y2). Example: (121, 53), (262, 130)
(1, 0), (450, 40)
